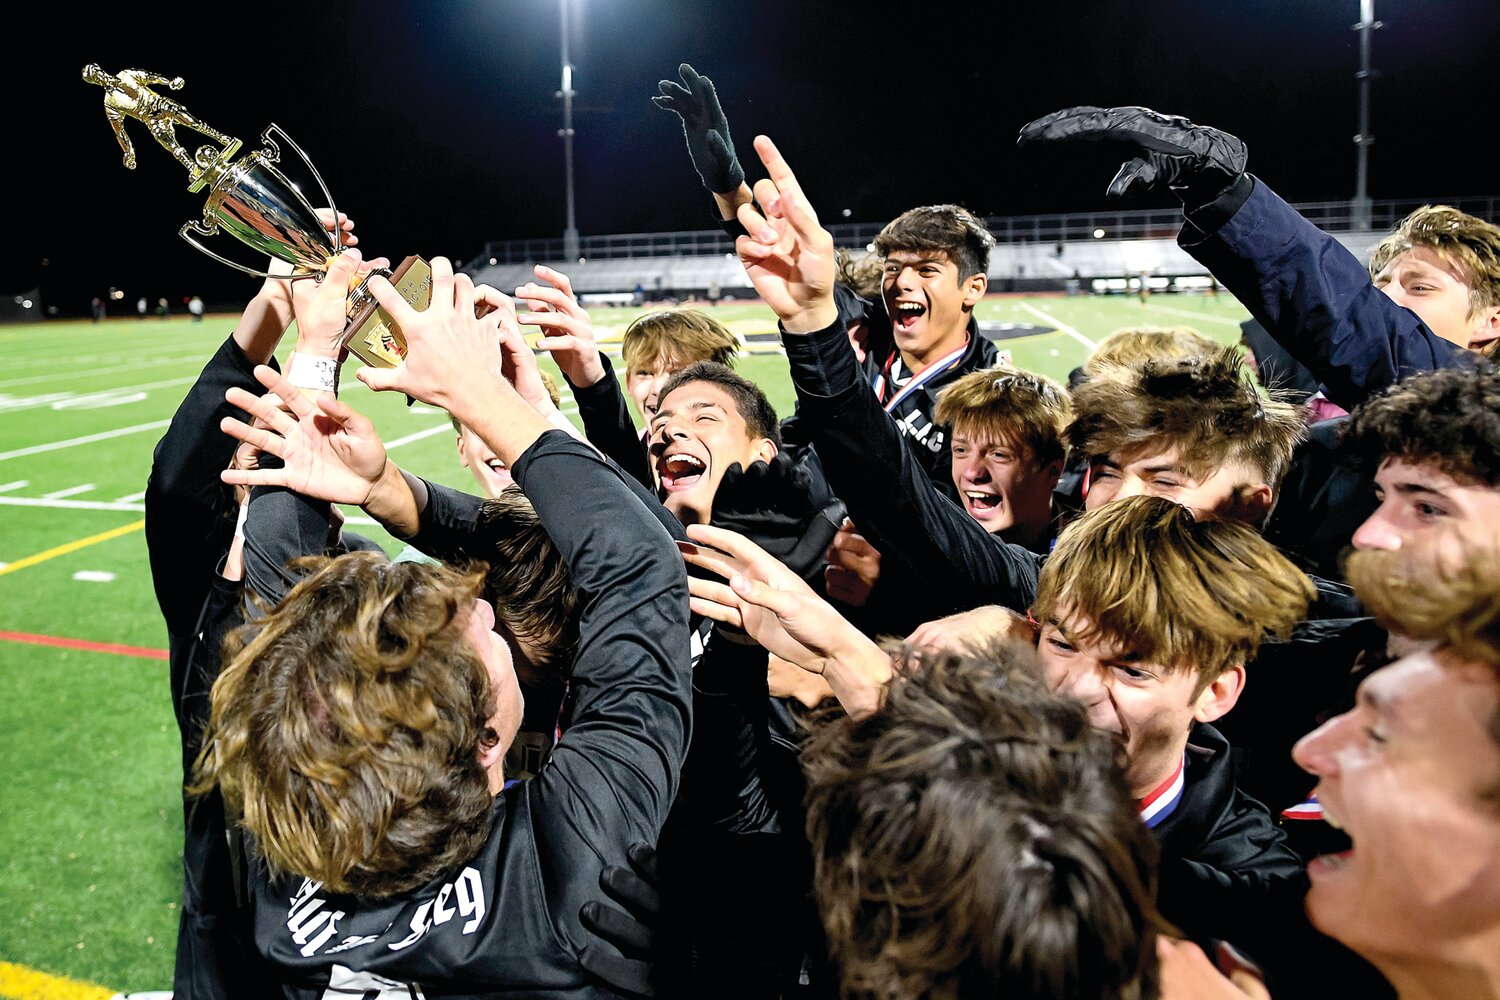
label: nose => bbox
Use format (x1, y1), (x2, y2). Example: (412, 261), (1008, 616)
(1292, 712), (1347, 779)
(1056, 662), (1109, 708)
(1352, 508), (1402, 551)
(1378, 282), (1411, 310)
(961, 456), (988, 484)
(1112, 473), (1147, 501)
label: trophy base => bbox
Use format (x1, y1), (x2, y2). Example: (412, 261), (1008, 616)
(343, 256), (431, 369)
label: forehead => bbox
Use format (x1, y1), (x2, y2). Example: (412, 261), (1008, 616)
(1362, 650), (1500, 744)
(1376, 246), (1471, 287)
(656, 380), (742, 419)
(952, 425), (1027, 452)
(1376, 457), (1499, 505)
(883, 249), (956, 269)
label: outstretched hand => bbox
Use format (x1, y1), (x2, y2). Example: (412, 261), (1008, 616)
(355, 257), (504, 420)
(219, 365), (389, 506)
(1017, 106), (1247, 205)
(652, 63), (745, 195)
(520, 265), (607, 388)
(682, 522), (867, 672)
(733, 136), (837, 334)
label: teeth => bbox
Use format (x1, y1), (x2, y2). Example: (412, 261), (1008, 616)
(896, 302), (924, 313)
(965, 492), (991, 500)
(665, 453), (704, 469)
(1323, 809), (1343, 831)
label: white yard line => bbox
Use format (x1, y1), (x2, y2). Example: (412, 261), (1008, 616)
(1017, 303), (1099, 351)
(40, 484), (97, 500)
(0, 496), (144, 512)
(114, 490), (148, 503)
(0, 376), (198, 413)
(0, 480), (29, 493)
(0, 419), (172, 462)
(383, 423), (463, 449)
(1141, 304), (1246, 327)
(0, 354), (210, 388)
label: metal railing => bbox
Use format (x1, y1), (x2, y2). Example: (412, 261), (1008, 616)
(474, 195), (1500, 265)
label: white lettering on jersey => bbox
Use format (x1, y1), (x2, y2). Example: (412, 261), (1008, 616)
(387, 866), (487, 951)
(287, 891), (346, 958)
(895, 410), (946, 453)
(321, 963), (425, 999)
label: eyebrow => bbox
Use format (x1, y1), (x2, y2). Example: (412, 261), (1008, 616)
(650, 400), (725, 428)
(1389, 482), (1451, 501)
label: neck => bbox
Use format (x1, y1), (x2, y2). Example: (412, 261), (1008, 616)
(1130, 748), (1185, 803)
(1377, 938), (1500, 1000)
(899, 323), (968, 375)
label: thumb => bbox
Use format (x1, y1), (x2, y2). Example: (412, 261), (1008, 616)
(1106, 155), (1159, 198)
(356, 365), (404, 394)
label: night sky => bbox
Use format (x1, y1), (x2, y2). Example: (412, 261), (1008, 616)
(12, 0), (1499, 314)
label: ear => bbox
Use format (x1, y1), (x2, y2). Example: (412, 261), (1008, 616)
(754, 438), (778, 464)
(477, 733), (504, 773)
(456, 435), (470, 467)
(1194, 664), (1245, 724)
(962, 272), (988, 310)
(1467, 305), (1500, 349)
(1231, 481), (1275, 526)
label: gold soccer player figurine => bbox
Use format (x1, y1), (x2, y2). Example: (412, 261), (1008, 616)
(82, 64), (240, 175)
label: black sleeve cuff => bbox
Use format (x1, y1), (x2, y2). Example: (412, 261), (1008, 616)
(1182, 172), (1256, 240)
(780, 316), (862, 399)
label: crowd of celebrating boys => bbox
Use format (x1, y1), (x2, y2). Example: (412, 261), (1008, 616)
(144, 65), (1500, 1000)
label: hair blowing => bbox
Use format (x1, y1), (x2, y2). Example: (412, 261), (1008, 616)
(1033, 496), (1314, 690)
(191, 552), (497, 898)
(803, 646), (1164, 1000)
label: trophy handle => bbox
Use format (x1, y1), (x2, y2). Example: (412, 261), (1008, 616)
(179, 218), (280, 279)
(263, 123), (340, 252)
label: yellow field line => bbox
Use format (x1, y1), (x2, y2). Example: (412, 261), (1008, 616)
(0, 961), (114, 1000)
(0, 520), (145, 577)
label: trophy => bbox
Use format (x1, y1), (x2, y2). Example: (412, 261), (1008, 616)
(82, 64), (426, 368)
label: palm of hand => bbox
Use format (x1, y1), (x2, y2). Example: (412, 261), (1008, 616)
(279, 412), (385, 505)
(740, 217), (830, 318)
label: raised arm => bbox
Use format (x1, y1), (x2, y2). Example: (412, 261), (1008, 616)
(653, 63), (754, 223)
(1016, 105), (1469, 408)
(733, 135), (1043, 612)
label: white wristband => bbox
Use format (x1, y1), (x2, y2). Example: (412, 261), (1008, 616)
(286, 352), (340, 394)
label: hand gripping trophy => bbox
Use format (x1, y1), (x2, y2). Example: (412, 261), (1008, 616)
(82, 65), (428, 367)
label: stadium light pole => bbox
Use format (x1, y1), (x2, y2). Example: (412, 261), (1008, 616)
(558, 0), (581, 261)
(1351, 0), (1380, 230)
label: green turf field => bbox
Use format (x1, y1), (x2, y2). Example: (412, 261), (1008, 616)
(0, 290), (1249, 994)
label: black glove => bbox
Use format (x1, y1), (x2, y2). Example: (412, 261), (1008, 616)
(579, 842), (661, 999)
(1017, 105), (1248, 213)
(711, 452), (843, 583)
(652, 63), (745, 194)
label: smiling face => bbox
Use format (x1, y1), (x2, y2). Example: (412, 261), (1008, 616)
(1037, 610), (1242, 798)
(1353, 458), (1500, 557)
(1291, 650), (1500, 964)
(649, 380), (777, 525)
(1084, 447), (1272, 525)
(949, 427), (1060, 547)
(882, 250), (984, 367)
(1372, 246), (1500, 350)
(456, 425), (513, 499)
(626, 360), (679, 425)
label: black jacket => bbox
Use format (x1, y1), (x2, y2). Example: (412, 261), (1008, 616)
(1156, 724), (1391, 999)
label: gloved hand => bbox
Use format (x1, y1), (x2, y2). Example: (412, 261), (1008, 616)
(711, 452), (842, 583)
(652, 63), (745, 194)
(579, 842), (661, 999)
(1017, 106), (1247, 211)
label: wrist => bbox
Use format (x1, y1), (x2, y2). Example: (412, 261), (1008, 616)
(361, 458), (405, 515)
(779, 299), (840, 336)
(285, 352), (340, 394)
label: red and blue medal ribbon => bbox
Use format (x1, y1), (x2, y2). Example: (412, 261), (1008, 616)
(870, 339), (969, 412)
(1138, 754), (1187, 829)
(1281, 794), (1324, 821)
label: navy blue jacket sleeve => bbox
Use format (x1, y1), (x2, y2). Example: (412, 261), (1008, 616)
(1180, 177), (1468, 409)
